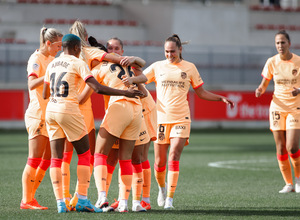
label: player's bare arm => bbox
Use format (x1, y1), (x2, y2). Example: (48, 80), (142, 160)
(85, 76), (143, 98)
(28, 75), (45, 90)
(255, 78), (270, 98)
(194, 86), (234, 108)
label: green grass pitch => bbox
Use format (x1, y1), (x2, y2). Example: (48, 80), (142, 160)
(1, 129), (300, 219)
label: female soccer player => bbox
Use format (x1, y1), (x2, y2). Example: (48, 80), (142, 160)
(21, 27), (63, 210)
(90, 37), (156, 212)
(78, 36), (148, 212)
(43, 34), (143, 213)
(63, 20), (146, 210)
(256, 30), (300, 193)
(144, 34), (234, 209)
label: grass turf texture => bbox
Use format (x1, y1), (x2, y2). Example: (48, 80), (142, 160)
(1, 129), (300, 219)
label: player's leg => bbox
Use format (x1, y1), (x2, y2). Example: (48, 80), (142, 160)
(71, 134), (101, 212)
(94, 127), (118, 208)
(49, 138), (69, 213)
(31, 139), (51, 209)
(141, 141), (151, 210)
(154, 142), (169, 207)
(106, 146), (119, 195)
(69, 129), (95, 209)
(116, 138), (136, 212)
(286, 128), (300, 192)
(62, 140), (74, 210)
(21, 135), (47, 210)
(273, 130), (293, 193)
(164, 137), (186, 209)
(131, 144), (146, 212)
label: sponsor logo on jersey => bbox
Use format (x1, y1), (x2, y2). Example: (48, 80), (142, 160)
(181, 72), (187, 79)
(175, 125), (186, 130)
(273, 121), (278, 127)
(139, 130), (146, 136)
(33, 63), (39, 71)
(289, 119), (299, 123)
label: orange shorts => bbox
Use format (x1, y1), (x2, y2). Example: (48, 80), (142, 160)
(46, 111), (87, 142)
(100, 100), (142, 141)
(143, 108), (157, 141)
(25, 115), (48, 139)
(80, 108), (95, 133)
(269, 109), (300, 131)
(135, 116), (150, 146)
(155, 122), (190, 146)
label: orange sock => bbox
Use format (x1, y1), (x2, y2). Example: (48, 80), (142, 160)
(106, 164), (115, 194)
(277, 153), (293, 185)
(142, 160), (151, 198)
(119, 160), (132, 200)
(154, 163), (166, 187)
(32, 159), (50, 198)
(290, 150), (300, 178)
(94, 153), (108, 194)
(167, 160), (180, 198)
(77, 150), (91, 196)
(22, 157), (41, 203)
(50, 158), (63, 200)
(132, 163), (143, 201)
(62, 151), (73, 199)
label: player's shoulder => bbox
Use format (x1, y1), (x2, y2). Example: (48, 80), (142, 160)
(292, 53), (300, 61)
(181, 59), (196, 67)
(28, 50), (42, 63)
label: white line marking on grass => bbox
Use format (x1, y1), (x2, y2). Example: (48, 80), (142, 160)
(208, 159), (276, 171)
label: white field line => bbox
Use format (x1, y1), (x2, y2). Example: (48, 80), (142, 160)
(208, 159), (276, 171)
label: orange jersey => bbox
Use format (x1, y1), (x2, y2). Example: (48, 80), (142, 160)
(25, 50), (54, 120)
(82, 46), (107, 70)
(78, 46), (106, 110)
(92, 61), (141, 107)
(144, 59), (203, 124)
(262, 53), (300, 111)
(44, 54), (93, 114)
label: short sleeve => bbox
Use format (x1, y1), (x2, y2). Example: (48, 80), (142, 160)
(27, 56), (41, 78)
(190, 64), (204, 89)
(261, 58), (273, 80)
(144, 63), (156, 84)
(77, 60), (93, 81)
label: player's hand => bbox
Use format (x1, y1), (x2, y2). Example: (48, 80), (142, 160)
(255, 87), (263, 97)
(122, 76), (133, 87)
(120, 56), (135, 66)
(222, 97), (234, 109)
(292, 87), (300, 96)
(124, 87), (143, 98)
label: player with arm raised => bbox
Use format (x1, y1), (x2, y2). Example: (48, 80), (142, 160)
(42, 34), (142, 213)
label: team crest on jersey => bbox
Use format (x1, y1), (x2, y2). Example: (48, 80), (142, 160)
(158, 132), (165, 141)
(292, 69), (298, 76)
(33, 63), (39, 71)
(181, 72), (187, 79)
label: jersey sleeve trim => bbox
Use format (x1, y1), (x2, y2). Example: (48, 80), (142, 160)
(84, 75), (94, 81)
(28, 73), (38, 78)
(99, 52), (107, 62)
(261, 73), (271, 81)
(193, 82), (204, 89)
